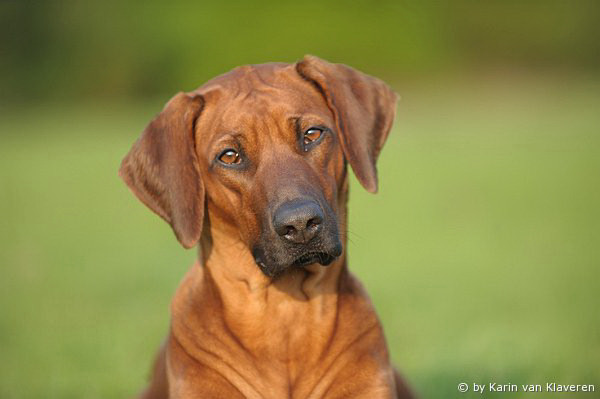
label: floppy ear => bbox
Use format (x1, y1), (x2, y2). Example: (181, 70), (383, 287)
(296, 55), (398, 193)
(119, 92), (205, 248)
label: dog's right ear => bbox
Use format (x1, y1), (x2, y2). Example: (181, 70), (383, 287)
(119, 92), (205, 249)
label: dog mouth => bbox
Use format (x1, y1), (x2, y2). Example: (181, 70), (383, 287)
(253, 245), (342, 277)
(252, 232), (343, 277)
(292, 251), (336, 267)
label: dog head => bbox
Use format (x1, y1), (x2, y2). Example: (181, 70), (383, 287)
(120, 55), (397, 277)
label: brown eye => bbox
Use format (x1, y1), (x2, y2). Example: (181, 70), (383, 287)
(304, 127), (323, 145)
(218, 149), (240, 165)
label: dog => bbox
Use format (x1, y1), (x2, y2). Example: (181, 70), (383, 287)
(120, 55), (414, 398)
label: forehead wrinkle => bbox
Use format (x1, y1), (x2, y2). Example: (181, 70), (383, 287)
(234, 69), (283, 103)
(255, 103), (293, 147)
(254, 108), (279, 150)
(276, 110), (295, 142)
(249, 65), (285, 91)
(231, 107), (290, 168)
(216, 86), (305, 153)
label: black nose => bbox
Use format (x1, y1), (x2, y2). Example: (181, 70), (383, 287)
(273, 200), (324, 244)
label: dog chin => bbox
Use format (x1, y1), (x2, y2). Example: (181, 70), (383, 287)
(253, 245), (343, 278)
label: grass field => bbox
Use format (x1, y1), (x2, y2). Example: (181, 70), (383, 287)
(1, 74), (599, 398)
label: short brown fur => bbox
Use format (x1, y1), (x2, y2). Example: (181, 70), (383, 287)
(120, 56), (414, 398)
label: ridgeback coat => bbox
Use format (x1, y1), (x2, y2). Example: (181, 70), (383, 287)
(120, 55), (414, 398)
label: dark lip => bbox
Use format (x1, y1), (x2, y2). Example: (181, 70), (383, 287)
(292, 251), (336, 267)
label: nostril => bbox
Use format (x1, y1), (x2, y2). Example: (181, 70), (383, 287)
(275, 224), (296, 237)
(306, 216), (322, 229)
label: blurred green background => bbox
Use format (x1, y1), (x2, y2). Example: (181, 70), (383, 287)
(1, 1), (599, 398)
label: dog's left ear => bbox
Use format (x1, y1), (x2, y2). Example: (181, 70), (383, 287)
(119, 92), (205, 249)
(296, 55), (398, 193)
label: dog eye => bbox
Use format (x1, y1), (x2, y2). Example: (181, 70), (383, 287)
(218, 149), (241, 165)
(303, 127), (323, 146)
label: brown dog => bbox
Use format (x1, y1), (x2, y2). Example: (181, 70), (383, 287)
(120, 55), (414, 398)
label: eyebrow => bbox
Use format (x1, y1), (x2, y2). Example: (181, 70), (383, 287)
(208, 132), (246, 155)
(214, 131), (245, 143)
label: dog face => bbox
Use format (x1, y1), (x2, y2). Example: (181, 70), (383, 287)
(196, 67), (345, 276)
(120, 56), (397, 277)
